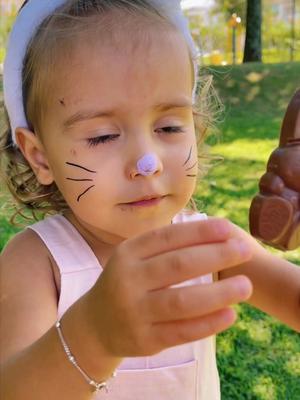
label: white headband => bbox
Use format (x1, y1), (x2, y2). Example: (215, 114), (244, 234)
(3, 0), (199, 147)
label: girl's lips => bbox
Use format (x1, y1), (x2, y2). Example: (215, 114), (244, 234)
(122, 196), (167, 207)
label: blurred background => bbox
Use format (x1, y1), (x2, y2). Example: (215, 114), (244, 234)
(1, 0), (298, 66)
(0, 0), (300, 67)
(182, 0), (300, 65)
(0, 1), (300, 399)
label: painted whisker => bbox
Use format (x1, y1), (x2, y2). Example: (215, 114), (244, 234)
(183, 146), (197, 178)
(182, 145), (192, 167)
(67, 178), (94, 182)
(77, 185), (95, 202)
(66, 162), (97, 174)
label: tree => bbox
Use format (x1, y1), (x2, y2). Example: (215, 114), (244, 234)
(243, 0), (262, 62)
(212, 0), (246, 24)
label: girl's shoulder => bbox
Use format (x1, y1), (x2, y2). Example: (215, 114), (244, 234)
(1, 229), (51, 259)
(1, 228), (56, 283)
(1, 228), (59, 304)
(0, 229), (58, 364)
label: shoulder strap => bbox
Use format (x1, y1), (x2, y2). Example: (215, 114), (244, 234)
(172, 210), (208, 224)
(27, 215), (102, 274)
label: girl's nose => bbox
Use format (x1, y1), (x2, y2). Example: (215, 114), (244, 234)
(129, 153), (163, 179)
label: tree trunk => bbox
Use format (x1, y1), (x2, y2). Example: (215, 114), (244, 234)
(243, 0), (262, 62)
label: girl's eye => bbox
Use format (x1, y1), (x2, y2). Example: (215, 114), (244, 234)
(157, 126), (184, 134)
(86, 127), (183, 147)
(87, 134), (119, 147)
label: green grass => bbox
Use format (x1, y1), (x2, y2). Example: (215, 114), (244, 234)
(0, 214), (20, 247)
(198, 62), (300, 399)
(1, 62), (300, 399)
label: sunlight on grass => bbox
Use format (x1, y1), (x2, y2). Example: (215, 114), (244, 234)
(211, 139), (277, 162)
(253, 376), (277, 400)
(245, 85), (262, 102)
(245, 71), (266, 83)
(217, 335), (234, 356)
(285, 354), (300, 376)
(274, 337), (299, 352)
(199, 134), (300, 264)
(236, 320), (272, 344)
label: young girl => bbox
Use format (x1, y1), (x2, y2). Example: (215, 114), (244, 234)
(0, 1), (299, 399)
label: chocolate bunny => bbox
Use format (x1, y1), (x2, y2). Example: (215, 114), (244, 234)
(249, 90), (300, 251)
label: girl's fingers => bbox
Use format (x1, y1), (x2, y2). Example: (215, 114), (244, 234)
(145, 275), (253, 323)
(151, 308), (237, 349)
(140, 238), (252, 290)
(125, 218), (233, 259)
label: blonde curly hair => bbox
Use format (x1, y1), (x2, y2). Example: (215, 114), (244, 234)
(0, 0), (221, 226)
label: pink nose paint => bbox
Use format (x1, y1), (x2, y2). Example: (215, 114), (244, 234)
(137, 153), (158, 176)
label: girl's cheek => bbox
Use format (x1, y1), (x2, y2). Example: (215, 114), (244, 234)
(70, 148), (77, 157)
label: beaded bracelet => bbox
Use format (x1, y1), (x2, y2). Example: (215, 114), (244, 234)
(55, 320), (116, 393)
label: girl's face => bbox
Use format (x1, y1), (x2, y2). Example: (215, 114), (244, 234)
(39, 28), (198, 243)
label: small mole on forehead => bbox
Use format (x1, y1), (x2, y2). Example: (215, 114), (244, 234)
(59, 98), (66, 106)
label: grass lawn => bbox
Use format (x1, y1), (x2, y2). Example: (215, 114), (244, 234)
(1, 62), (300, 399)
(198, 62), (300, 400)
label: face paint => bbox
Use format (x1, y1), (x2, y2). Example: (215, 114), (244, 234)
(182, 146), (192, 167)
(136, 153), (159, 176)
(67, 178), (93, 182)
(66, 161), (97, 202)
(77, 185), (95, 202)
(66, 162), (97, 174)
(183, 145), (197, 178)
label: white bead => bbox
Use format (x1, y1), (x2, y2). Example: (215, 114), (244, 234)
(55, 318), (116, 394)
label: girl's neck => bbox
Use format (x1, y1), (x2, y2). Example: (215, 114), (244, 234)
(62, 210), (120, 268)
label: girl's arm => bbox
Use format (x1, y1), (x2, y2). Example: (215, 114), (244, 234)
(219, 224), (300, 332)
(0, 230), (121, 400)
(2, 217), (266, 399)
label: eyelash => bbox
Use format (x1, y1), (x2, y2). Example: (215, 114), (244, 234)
(157, 126), (184, 134)
(87, 135), (119, 147)
(86, 127), (184, 147)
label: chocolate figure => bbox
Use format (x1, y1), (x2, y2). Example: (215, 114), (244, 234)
(249, 90), (300, 251)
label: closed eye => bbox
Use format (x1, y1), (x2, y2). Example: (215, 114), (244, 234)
(156, 126), (185, 134)
(86, 126), (184, 147)
(87, 134), (120, 147)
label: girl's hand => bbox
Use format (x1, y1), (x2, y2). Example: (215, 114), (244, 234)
(86, 218), (253, 358)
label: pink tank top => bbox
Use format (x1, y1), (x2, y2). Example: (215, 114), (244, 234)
(28, 211), (220, 400)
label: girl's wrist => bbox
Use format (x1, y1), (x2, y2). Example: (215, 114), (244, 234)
(60, 289), (122, 384)
(55, 319), (117, 393)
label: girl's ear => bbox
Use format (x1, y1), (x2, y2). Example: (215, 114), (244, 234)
(15, 128), (54, 185)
